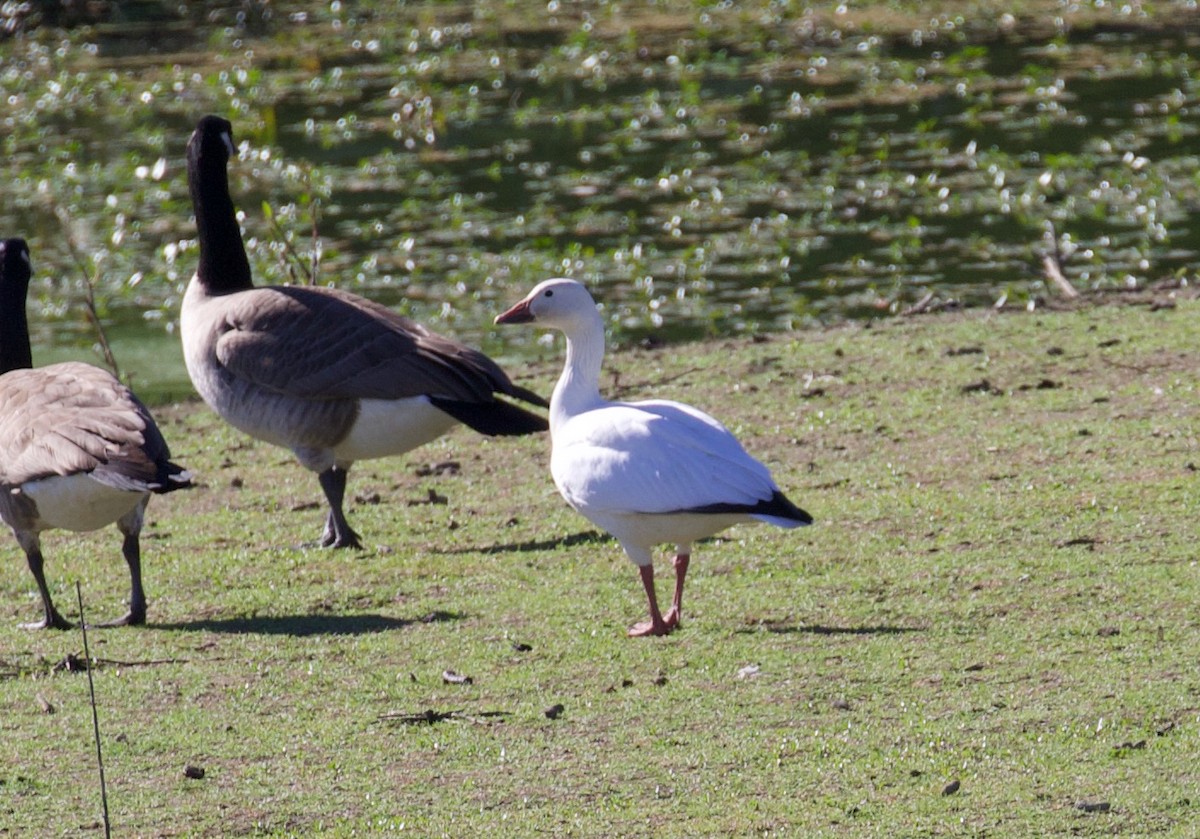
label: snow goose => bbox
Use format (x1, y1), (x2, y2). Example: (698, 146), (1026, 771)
(180, 115), (547, 548)
(495, 278), (812, 636)
(0, 239), (192, 629)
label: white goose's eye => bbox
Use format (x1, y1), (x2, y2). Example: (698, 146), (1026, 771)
(544, 289), (554, 298)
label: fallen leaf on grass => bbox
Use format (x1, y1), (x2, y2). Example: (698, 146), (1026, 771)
(1057, 537), (1099, 549)
(544, 704), (564, 720)
(942, 780), (961, 796)
(1075, 799), (1111, 813)
(442, 670), (473, 685)
(415, 461), (461, 477)
(961, 379), (1003, 396)
(1112, 740), (1146, 753)
(408, 489), (448, 506)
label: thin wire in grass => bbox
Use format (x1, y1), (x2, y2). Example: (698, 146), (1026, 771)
(76, 582), (112, 839)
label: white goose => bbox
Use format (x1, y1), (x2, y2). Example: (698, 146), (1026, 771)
(180, 115), (547, 548)
(0, 239), (192, 629)
(496, 278), (812, 636)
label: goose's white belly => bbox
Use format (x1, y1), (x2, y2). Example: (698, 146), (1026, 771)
(23, 474), (144, 532)
(332, 397), (457, 464)
(579, 506), (751, 566)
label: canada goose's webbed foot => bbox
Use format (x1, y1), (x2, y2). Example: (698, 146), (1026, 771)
(318, 467), (363, 549)
(320, 512), (363, 550)
(89, 608), (146, 628)
(20, 610), (73, 631)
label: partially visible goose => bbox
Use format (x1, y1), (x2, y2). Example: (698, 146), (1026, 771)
(496, 278), (812, 637)
(180, 115), (547, 548)
(0, 239), (192, 629)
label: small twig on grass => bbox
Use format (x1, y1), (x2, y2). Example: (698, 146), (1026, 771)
(901, 290), (936, 315)
(53, 655), (190, 673)
(377, 709), (508, 726)
(76, 583), (112, 839)
(93, 657), (191, 668)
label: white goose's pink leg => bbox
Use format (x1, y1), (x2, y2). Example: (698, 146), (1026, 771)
(628, 564), (672, 637)
(662, 552), (690, 630)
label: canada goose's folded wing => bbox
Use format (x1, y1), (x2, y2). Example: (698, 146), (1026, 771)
(0, 363), (170, 491)
(213, 286), (530, 404)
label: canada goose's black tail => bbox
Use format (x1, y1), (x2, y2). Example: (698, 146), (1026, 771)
(153, 462), (194, 494)
(429, 396), (548, 436)
(506, 382), (550, 409)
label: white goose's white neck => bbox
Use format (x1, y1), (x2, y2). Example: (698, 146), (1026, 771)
(550, 313), (607, 434)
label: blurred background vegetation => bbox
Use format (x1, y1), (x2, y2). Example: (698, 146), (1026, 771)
(3, 0), (1200, 398)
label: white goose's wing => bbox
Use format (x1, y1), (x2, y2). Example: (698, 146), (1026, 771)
(551, 399), (778, 516)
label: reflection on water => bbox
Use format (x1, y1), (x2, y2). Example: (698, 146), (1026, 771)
(3, 4), (1200, 399)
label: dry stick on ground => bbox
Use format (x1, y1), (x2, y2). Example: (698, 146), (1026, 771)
(1042, 221), (1080, 300)
(54, 206), (123, 381)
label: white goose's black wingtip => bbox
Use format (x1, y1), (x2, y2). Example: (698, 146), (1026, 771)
(686, 490), (813, 528)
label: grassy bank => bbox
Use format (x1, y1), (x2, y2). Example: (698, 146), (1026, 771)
(1, 294), (1198, 836)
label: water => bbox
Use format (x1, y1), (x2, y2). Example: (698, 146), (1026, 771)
(2, 3), (1199, 400)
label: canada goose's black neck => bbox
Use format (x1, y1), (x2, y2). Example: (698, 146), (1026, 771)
(188, 115), (253, 295)
(0, 238), (34, 374)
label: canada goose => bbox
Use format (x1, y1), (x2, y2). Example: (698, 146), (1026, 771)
(180, 115), (547, 548)
(0, 239), (192, 629)
(495, 279), (812, 636)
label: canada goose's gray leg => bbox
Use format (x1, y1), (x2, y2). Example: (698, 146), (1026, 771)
(93, 502), (149, 627)
(17, 532), (72, 630)
(318, 466), (362, 549)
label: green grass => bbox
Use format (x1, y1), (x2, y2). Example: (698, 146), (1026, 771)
(2, 296), (1199, 836)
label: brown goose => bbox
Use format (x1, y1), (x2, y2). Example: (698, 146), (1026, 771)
(0, 239), (192, 629)
(180, 115), (547, 548)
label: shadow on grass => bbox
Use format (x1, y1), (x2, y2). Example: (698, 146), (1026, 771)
(435, 528), (614, 555)
(151, 611), (460, 636)
(736, 623), (922, 636)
